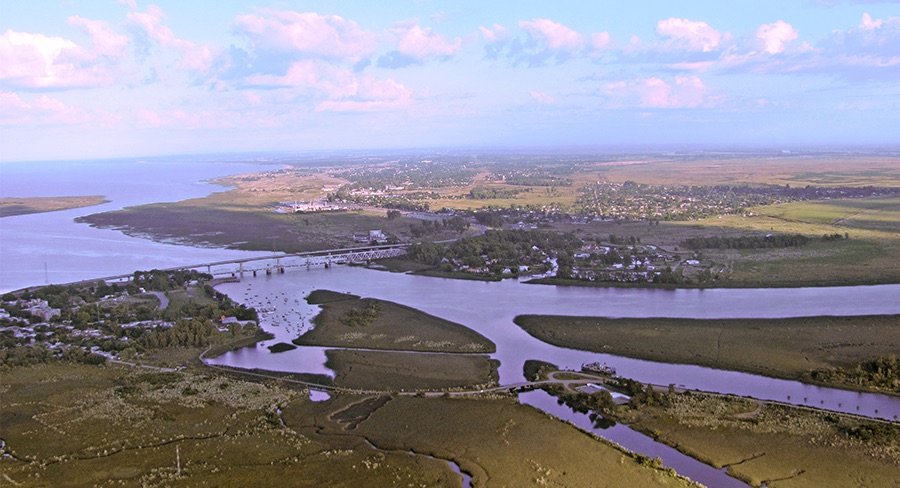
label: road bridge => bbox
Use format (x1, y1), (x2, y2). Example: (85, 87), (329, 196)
(53, 244), (408, 288)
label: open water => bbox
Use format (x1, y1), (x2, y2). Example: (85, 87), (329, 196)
(0, 156), (274, 292)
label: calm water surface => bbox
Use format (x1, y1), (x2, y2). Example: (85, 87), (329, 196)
(519, 389), (751, 488)
(0, 158), (274, 292)
(209, 265), (900, 421)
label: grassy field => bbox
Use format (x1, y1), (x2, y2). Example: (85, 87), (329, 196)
(514, 315), (900, 393)
(0, 195), (108, 217)
(325, 349), (498, 391)
(0, 363), (459, 487)
(619, 393), (900, 488)
(294, 291), (495, 353)
(590, 155), (900, 187)
(283, 393), (702, 487)
(2, 363), (703, 487)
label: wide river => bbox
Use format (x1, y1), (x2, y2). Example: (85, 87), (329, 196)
(0, 157), (274, 292)
(209, 265), (900, 421)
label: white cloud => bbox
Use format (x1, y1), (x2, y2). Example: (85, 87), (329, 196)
(756, 20), (798, 54)
(68, 16), (128, 59)
(244, 59), (412, 112)
(518, 18), (584, 52)
(0, 29), (121, 88)
(591, 32), (611, 50)
(480, 24), (508, 43)
(860, 13), (884, 30)
(234, 10), (376, 62)
(127, 6), (214, 71)
(393, 24), (462, 60)
(603, 75), (714, 109)
(529, 90), (555, 104)
(656, 18), (722, 52)
(316, 75), (413, 112)
(0, 90), (30, 113)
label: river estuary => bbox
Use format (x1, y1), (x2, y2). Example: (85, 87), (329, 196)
(208, 265), (900, 488)
(3, 158), (898, 487)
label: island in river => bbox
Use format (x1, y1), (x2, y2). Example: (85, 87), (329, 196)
(0, 195), (108, 217)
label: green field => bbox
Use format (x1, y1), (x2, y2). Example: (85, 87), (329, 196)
(0, 195), (108, 217)
(618, 394), (900, 488)
(0, 363), (458, 487)
(294, 291), (495, 353)
(284, 393), (701, 487)
(325, 349), (498, 391)
(514, 315), (900, 394)
(2, 362), (702, 487)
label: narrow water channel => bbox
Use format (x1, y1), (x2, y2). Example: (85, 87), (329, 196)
(519, 389), (751, 488)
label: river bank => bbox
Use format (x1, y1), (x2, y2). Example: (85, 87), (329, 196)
(0, 195), (109, 217)
(514, 314), (900, 397)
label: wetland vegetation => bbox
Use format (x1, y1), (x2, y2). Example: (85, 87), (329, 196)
(6, 150), (899, 487)
(534, 368), (900, 488)
(295, 290), (495, 353)
(0, 195), (108, 217)
(515, 314), (900, 394)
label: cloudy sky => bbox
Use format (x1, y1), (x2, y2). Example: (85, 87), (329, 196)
(1, 0), (898, 162)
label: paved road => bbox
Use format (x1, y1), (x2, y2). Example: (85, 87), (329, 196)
(148, 291), (168, 310)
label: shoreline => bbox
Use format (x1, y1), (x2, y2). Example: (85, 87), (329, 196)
(0, 195), (109, 218)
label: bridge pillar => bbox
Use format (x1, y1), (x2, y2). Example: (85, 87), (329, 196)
(239, 262), (244, 278)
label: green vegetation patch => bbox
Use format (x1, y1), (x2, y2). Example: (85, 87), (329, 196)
(324, 349), (498, 391)
(0, 195), (108, 217)
(515, 315), (900, 392)
(523, 359), (559, 381)
(2, 364), (455, 487)
(295, 292), (495, 353)
(620, 394), (900, 488)
(267, 342), (298, 353)
(351, 396), (701, 487)
(305, 289), (359, 304)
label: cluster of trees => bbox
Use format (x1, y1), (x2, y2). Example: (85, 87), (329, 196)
(328, 190), (433, 211)
(807, 355), (900, 394)
(682, 233), (810, 250)
(468, 186), (528, 199)
(1, 271), (263, 367)
(607, 234), (641, 245)
(577, 182), (900, 222)
(340, 300), (382, 327)
(822, 233), (849, 241)
(336, 161), (478, 190)
(408, 216), (469, 238)
(485, 165), (576, 187)
(0, 343), (107, 369)
(407, 229), (582, 277)
(133, 269), (212, 291)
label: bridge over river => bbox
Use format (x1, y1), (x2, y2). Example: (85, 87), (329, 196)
(58, 244), (408, 287)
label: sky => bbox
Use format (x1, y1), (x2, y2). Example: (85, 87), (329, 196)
(1, 0), (899, 162)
